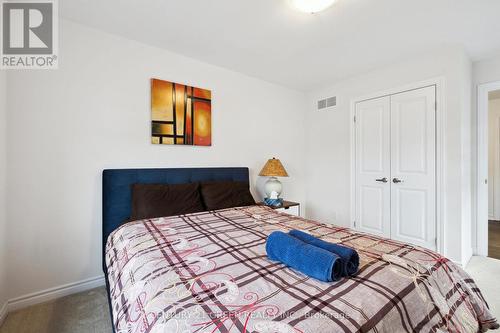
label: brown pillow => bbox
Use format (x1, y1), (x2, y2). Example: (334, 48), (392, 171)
(130, 183), (205, 220)
(200, 181), (255, 211)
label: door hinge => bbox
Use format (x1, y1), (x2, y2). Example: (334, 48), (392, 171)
(435, 237), (438, 246)
(353, 115), (357, 123)
(353, 221), (357, 228)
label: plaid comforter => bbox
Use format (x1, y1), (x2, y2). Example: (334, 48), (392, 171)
(105, 206), (499, 333)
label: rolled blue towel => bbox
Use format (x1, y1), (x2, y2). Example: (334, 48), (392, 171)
(266, 231), (342, 282)
(289, 230), (359, 277)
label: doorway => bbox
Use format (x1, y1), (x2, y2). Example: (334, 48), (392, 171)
(488, 89), (500, 259)
(477, 81), (500, 259)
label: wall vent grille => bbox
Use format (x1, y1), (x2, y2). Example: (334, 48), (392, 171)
(317, 96), (337, 110)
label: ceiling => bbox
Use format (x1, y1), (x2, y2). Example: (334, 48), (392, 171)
(60, 0), (500, 91)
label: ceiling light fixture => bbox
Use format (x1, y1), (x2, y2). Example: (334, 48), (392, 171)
(289, 0), (337, 13)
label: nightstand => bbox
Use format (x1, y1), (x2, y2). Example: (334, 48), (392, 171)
(259, 201), (300, 217)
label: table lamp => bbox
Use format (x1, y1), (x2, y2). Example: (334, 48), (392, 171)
(259, 158), (289, 206)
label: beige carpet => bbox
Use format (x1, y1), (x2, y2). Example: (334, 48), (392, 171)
(0, 256), (499, 332)
(0, 287), (112, 333)
(465, 256), (500, 321)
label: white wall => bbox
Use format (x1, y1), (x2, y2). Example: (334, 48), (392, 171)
(5, 19), (307, 300)
(472, 55), (500, 253)
(0, 70), (7, 318)
(473, 56), (500, 85)
(305, 46), (473, 265)
(488, 98), (500, 220)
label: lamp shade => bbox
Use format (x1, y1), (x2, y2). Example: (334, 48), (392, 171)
(259, 158), (289, 177)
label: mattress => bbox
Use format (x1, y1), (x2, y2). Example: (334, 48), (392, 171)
(105, 205), (498, 333)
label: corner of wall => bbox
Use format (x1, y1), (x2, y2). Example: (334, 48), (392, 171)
(462, 246), (473, 268)
(460, 50), (473, 262)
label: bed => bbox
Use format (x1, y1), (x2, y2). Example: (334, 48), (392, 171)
(103, 167), (498, 333)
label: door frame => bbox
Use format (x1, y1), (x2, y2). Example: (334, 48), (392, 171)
(350, 77), (445, 254)
(476, 80), (500, 256)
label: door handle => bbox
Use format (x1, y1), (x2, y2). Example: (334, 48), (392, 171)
(392, 178), (403, 183)
(375, 177), (388, 183)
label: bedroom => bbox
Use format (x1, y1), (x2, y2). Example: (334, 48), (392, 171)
(0, 0), (499, 332)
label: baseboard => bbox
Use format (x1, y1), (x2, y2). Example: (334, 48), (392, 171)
(0, 301), (7, 327)
(7, 275), (105, 312)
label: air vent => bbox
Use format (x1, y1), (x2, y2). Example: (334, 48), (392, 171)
(317, 99), (327, 110)
(326, 96), (337, 107)
(317, 96), (337, 110)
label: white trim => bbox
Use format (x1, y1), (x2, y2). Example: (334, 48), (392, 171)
(476, 80), (500, 256)
(350, 77), (446, 255)
(350, 99), (356, 230)
(7, 275), (105, 312)
(0, 301), (7, 327)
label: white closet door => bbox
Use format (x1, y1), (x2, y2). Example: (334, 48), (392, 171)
(390, 86), (436, 250)
(355, 97), (391, 238)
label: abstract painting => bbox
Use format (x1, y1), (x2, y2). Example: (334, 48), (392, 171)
(151, 78), (212, 146)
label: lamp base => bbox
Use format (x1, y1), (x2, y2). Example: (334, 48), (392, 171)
(264, 197), (283, 207)
(264, 177), (283, 198)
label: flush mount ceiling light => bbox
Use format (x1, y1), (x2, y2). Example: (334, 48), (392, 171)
(289, 0), (337, 13)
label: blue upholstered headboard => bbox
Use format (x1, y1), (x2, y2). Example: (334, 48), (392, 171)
(102, 167), (250, 271)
